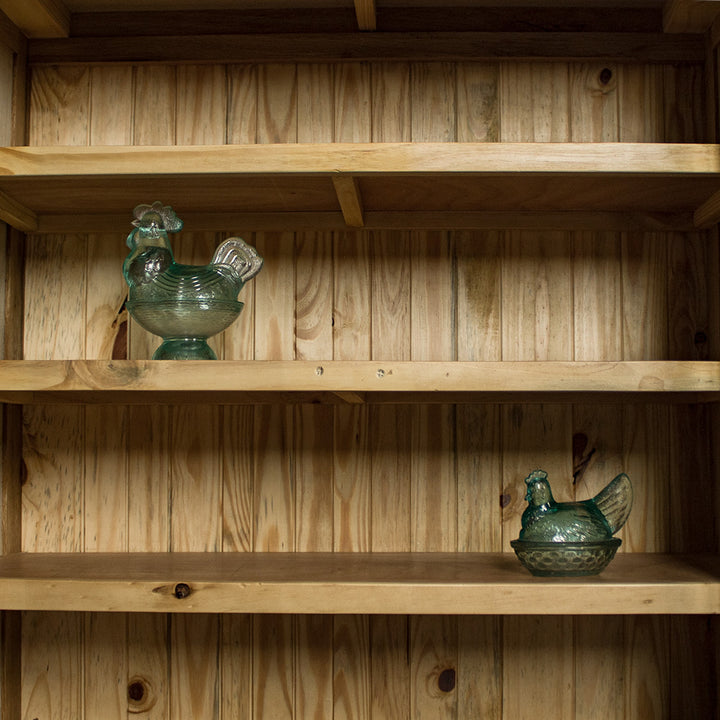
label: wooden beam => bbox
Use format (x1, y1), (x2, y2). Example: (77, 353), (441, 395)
(32, 211), (696, 234)
(332, 174), (365, 227)
(0, 360), (716, 401)
(0, 0), (69, 38)
(663, 0), (720, 33)
(2, 142), (718, 180)
(0, 552), (719, 615)
(354, 0), (376, 31)
(28, 31), (704, 65)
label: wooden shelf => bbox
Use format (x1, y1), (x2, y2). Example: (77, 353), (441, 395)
(0, 360), (718, 404)
(0, 552), (718, 614)
(1, 142), (718, 233)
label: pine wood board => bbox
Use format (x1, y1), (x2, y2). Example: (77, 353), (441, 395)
(1, 552), (719, 615)
(0, 142), (718, 232)
(0, 360), (716, 404)
(27, 31), (703, 65)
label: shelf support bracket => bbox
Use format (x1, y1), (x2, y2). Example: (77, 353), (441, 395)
(0, 191), (38, 232)
(693, 189), (720, 228)
(332, 175), (365, 228)
(333, 391), (366, 404)
(354, 0), (377, 30)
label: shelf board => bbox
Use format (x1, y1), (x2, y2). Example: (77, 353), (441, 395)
(0, 142), (717, 233)
(0, 360), (718, 404)
(0, 552), (718, 614)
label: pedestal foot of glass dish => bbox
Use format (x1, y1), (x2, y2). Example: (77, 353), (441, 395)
(152, 337), (217, 360)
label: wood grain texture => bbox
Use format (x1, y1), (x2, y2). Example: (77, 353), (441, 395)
(12, 46), (718, 720)
(0, 44), (13, 147)
(22, 69), (88, 718)
(2, 552), (720, 614)
(249, 62), (296, 705)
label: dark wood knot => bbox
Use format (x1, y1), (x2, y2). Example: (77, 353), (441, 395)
(438, 668), (456, 693)
(599, 68), (613, 85)
(174, 583), (191, 599)
(128, 681), (145, 702)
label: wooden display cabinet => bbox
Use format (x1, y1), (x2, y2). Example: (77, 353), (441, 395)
(0, 1), (719, 718)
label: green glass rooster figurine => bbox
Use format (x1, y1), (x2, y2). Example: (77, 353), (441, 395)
(123, 202), (263, 360)
(511, 469), (633, 576)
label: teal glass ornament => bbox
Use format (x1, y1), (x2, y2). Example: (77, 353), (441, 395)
(511, 469), (633, 577)
(123, 202), (262, 360)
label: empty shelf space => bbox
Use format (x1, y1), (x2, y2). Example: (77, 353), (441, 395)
(0, 552), (718, 614)
(0, 142), (718, 232)
(0, 360), (718, 404)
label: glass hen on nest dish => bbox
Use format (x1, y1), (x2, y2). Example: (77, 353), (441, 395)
(511, 469), (633, 577)
(123, 202), (263, 360)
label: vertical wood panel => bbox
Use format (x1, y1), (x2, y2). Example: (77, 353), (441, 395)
(371, 62), (410, 142)
(500, 62), (569, 141)
(368, 59), (412, 710)
(574, 231), (622, 360)
(153, 64), (225, 720)
(222, 64), (259, 716)
(220, 614), (252, 720)
(254, 614), (294, 720)
(258, 64), (297, 144)
(293, 216), (335, 720)
(176, 64), (227, 145)
(499, 61), (575, 718)
(295, 69), (336, 718)
(409, 58), (459, 720)
(503, 615), (574, 720)
(126, 63), (177, 720)
(332, 60), (372, 720)
(224, 65), (258, 363)
(368, 65), (413, 717)
(569, 63), (619, 142)
(227, 65), (257, 145)
(85, 65), (134, 719)
(21, 612), (82, 720)
(502, 231), (573, 361)
(22, 64), (89, 720)
(456, 63), (499, 142)
(411, 63), (456, 142)
(455, 226), (502, 720)
(254, 61), (297, 720)
(171, 613), (220, 720)
(618, 65), (664, 142)
(28, 65), (89, 145)
(0, 44), (13, 145)
(663, 64), (705, 142)
(131, 64), (177, 361)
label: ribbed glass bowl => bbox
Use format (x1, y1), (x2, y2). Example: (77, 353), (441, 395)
(127, 299), (243, 360)
(510, 538), (621, 577)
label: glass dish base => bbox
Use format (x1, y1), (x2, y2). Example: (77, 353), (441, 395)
(152, 337), (217, 360)
(510, 538), (621, 577)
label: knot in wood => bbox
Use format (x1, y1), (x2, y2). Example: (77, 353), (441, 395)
(174, 582), (192, 599)
(438, 668), (456, 693)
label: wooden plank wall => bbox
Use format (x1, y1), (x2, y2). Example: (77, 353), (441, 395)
(16, 59), (719, 719)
